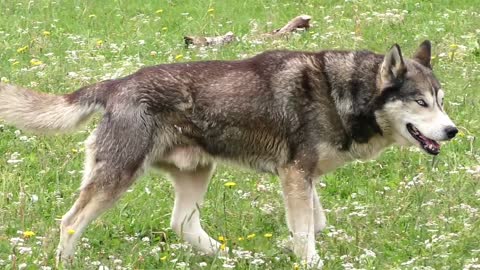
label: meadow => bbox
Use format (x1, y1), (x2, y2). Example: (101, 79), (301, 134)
(0, 0), (479, 269)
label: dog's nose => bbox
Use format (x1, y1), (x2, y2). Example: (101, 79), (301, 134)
(445, 126), (458, 139)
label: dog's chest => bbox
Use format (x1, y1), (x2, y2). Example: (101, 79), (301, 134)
(315, 136), (391, 175)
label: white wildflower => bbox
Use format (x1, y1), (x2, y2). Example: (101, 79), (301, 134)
(18, 246), (32, 255)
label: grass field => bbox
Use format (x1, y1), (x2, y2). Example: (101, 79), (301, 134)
(0, 0), (479, 269)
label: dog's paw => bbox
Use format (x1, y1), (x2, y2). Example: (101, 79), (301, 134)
(55, 248), (74, 268)
(303, 254), (324, 269)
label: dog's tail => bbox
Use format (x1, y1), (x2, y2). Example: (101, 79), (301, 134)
(0, 82), (108, 133)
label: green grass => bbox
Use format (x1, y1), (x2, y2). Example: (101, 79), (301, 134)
(0, 0), (479, 269)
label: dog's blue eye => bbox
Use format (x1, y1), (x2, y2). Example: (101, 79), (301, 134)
(416, 99), (428, 107)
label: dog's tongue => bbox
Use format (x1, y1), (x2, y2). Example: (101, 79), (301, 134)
(420, 134), (440, 153)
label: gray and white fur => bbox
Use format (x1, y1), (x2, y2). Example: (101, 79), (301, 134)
(0, 40), (457, 268)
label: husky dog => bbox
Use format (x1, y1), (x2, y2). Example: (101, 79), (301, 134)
(0, 40), (457, 267)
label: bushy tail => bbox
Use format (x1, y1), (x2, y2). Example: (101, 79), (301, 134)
(0, 83), (104, 133)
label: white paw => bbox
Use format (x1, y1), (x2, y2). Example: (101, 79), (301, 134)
(303, 254), (324, 269)
(56, 246), (74, 267)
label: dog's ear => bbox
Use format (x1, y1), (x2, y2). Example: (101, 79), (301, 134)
(381, 44), (406, 86)
(413, 40), (432, 69)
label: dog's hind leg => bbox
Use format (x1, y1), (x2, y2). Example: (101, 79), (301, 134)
(164, 163), (222, 255)
(56, 111), (152, 266)
(56, 158), (145, 266)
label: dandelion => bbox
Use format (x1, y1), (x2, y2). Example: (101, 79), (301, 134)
(175, 54), (183, 60)
(156, 9), (163, 14)
(23, 231), (36, 238)
(96, 40), (104, 47)
(218, 236), (226, 241)
(264, 233), (273, 238)
(247, 233), (256, 239)
(67, 229), (75, 235)
(30, 59), (43, 66)
(220, 243), (226, 250)
(238, 237), (244, 241)
(224, 181), (236, 187)
(17, 45), (29, 53)
(43, 30), (51, 36)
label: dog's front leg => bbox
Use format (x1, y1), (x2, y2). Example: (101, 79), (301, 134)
(279, 164), (323, 268)
(313, 188), (327, 234)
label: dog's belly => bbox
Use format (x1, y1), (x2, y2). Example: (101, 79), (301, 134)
(156, 144), (286, 174)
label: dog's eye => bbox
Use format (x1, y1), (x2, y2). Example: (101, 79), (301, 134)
(416, 99), (428, 107)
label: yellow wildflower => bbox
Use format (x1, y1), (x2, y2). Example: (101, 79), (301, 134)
(23, 231), (35, 238)
(458, 131), (465, 137)
(175, 54), (183, 60)
(162, 27), (168, 31)
(224, 181), (236, 187)
(89, 14), (96, 18)
(96, 40), (104, 46)
(160, 255), (167, 261)
(247, 233), (256, 239)
(218, 236), (225, 241)
(156, 9), (163, 14)
(43, 30), (51, 36)
(220, 243), (226, 251)
(30, 59), (43, 66)
(67, 229), (75, 235)
(150, 51), (157, 57)
(450, 44), (458, 50)
(238, 237), (244, 241)
(264, 233), (273, 238)
(207, 8), (215, 13)
(293, 263), (300, 270)
(71, 148), (78, 153)
(17, 45), (29, 53)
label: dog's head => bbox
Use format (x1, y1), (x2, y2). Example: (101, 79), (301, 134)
(377, 40), (457, 155)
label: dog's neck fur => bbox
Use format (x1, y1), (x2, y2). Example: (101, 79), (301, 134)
(311, 51), (389, 150)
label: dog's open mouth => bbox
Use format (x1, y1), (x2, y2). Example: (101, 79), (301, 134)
(406, 123), (440, 155)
